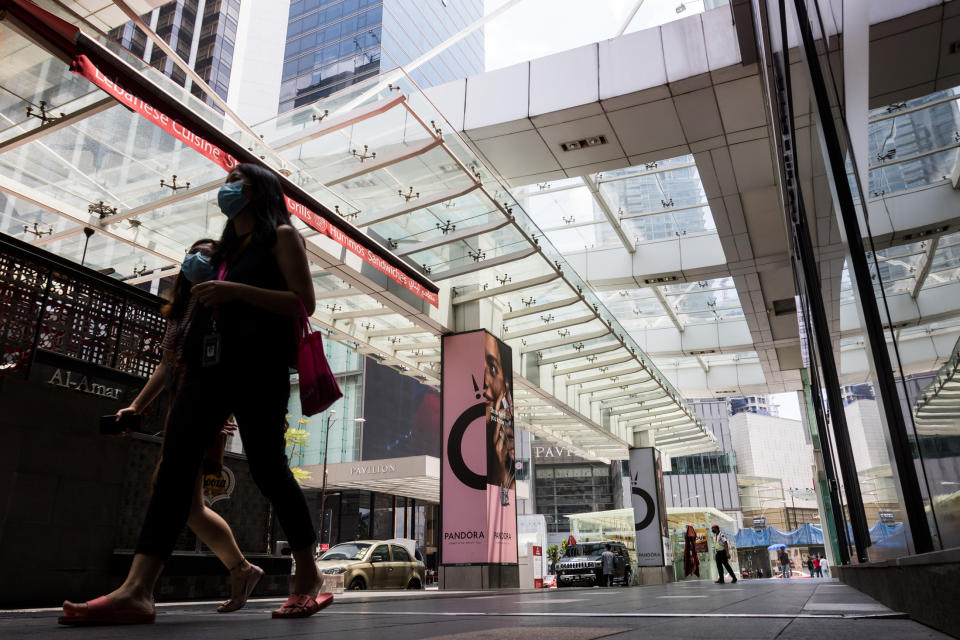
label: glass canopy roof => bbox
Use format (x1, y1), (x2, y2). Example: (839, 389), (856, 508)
(512, 156), (748, 380)
(0, 3), (717, 460)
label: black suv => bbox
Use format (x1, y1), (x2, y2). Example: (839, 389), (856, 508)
(555, 541), (632, 587)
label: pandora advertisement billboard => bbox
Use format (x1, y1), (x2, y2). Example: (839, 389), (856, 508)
(441, 330), (518, 565)
(629, 447), (669, 567)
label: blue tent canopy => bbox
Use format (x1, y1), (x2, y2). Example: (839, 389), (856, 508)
(733, 523), (824, 547)
(733, 520), (904, 548)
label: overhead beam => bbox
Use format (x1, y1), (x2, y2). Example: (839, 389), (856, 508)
(0, 173), (180, 263)
(566, 365), (646, 386)
(325, 137), (443, 186)
(366, 326), (432, 338)
(590, 382), (662, 400)
(600, 390), (669, 409)
(611, 403), (679, 418)
(396, 218), (511, 257)
(0, 96), (114, 153)
(357, 181), (479, 227)
(520, 329), (610, 354)
(505, 314), (596, 340)
(555, 354), (634, 376)
(452, 273), (559, 304)
(273, 94), (407, 151)
(536, 342), (621, 366)
(652, 286), (684, 333)
(504, 296), (582, 320)
(582, 175), (634, 253)
(911, 236), (939, 299)
(331, 307), (396, 320)
(578, 377), (659, 395)
(429, 247), (537, 282)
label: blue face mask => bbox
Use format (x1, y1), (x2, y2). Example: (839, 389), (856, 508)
(181, 252), (214, 283)
(218, 181), (248, 219)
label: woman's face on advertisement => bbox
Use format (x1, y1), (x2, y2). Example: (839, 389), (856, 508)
(483, 333), (506, 406)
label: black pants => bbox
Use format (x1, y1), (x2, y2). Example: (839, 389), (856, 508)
(715, 550), (735, 581)
(602, 573), (614, 587)
(136, 360), (315, 557)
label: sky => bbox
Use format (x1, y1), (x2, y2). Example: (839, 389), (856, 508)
(484, 0), (709, 71)
(770, 392), (802, 421)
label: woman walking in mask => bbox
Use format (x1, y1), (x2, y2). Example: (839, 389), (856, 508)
(110, 238), (264, 614)
(61, 164), (324, 625)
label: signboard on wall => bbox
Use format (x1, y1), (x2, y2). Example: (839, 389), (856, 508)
(441, 330), (518, 566)
(694, 528), (709, 554)
(202, 465), (235, 505)
(753, 515), (767, 532)
(628, 447), (668, 567)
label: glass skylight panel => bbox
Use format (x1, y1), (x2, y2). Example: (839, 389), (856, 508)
(601, 162), (707, 217)
(868, 103), (960, 169)
(0, 25), (96, 126)
(620, 314), (679, 331)
(925, 265), (960, 288)
(661, 277), (736, 295)
(869, 88), (960, 120)
(539, 223), (620, 252)
(867, 87), (960, 196)
(869, 149), (956, 195)
(930, 242), (960, 273)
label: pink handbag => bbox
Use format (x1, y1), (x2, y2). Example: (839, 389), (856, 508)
(296, 298), (342, 415)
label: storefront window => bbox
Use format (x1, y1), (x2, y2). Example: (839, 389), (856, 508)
(372, 492), (393, 539)
(340, 491), (371, 541)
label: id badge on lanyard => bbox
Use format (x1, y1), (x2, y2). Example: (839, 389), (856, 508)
(201, 236), (251, 367)
(201, 261), (229, 368)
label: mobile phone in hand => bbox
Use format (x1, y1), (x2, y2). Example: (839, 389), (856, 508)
(99, 413), (141, 435)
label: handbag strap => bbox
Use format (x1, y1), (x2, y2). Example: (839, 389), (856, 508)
(295, 295), (313, 340)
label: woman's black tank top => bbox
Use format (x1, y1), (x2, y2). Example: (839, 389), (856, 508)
(184, 234), (296, 368)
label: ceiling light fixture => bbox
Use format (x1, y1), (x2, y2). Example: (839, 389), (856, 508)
(560, 135), (608, 152)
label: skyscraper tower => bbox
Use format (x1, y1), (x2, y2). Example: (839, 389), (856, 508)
(280, 0), (484, 113)
(110, 0), (241, 108)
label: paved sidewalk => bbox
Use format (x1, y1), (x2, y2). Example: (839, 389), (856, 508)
(0, 579), (948, 639)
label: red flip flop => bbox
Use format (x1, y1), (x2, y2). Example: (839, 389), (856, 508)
(58, 596), (156, 626)
(271, 592), (333, 619)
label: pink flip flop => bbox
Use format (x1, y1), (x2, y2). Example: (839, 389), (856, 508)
(271, 592), (333, 619)
(58, 596), (156, 625)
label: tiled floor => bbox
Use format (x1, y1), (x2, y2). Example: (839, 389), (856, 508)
(0, 578), (949, 639)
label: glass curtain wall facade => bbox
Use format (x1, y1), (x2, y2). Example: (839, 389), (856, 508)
(110, 0), (240, 106)
(280, 0), (482, 113)
(533, 451), (617, 542)
(665, 399), (741, 515)
(755, 0), (960, 563)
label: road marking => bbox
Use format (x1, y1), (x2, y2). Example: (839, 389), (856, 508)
(658, 595), (708, 599)
(803, 603), (890, 612)
(334, 610), (906, 620)
(515, 599), (587, 604)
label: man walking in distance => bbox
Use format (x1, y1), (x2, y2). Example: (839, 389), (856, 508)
(711, 525), (737, 584)
(778, 548), (790, 578)
(600, 545), (616, 587)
